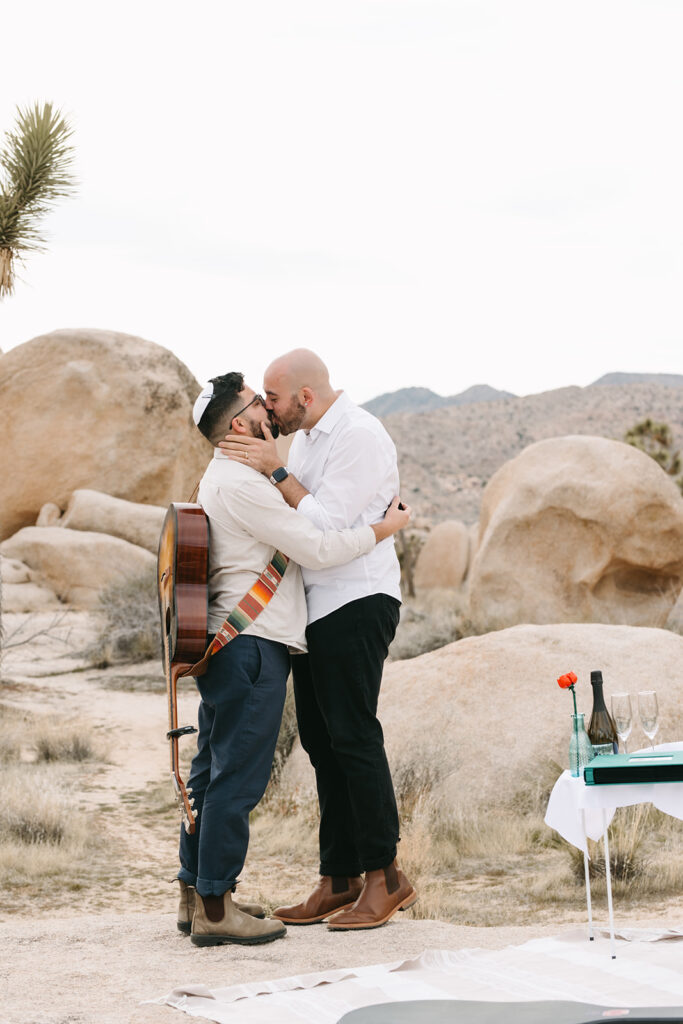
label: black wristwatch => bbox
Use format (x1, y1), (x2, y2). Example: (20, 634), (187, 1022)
(269, 466), (289, 485)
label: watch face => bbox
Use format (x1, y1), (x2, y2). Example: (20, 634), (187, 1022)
(272, 467), (288, 483)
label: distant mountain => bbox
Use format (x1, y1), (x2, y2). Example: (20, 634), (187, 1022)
(590, 372), (683, 388)
(362, 384), (515, 417)
(381, 380), (683, 527)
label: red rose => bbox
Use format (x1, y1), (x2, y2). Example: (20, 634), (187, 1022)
(557, 671), (578, 689)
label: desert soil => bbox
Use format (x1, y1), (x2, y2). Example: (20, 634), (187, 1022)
(1, 611), (681, 1024)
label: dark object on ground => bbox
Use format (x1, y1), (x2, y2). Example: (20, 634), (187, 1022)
(338, 1000), (683, 1024)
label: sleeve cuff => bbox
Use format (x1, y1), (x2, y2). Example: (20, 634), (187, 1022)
(296, 492), (329, 528)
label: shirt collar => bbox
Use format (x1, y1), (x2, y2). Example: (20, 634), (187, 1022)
(308, 391), (353, 438)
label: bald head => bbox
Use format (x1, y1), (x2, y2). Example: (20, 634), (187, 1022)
(264, 348), (338, 434)
(266, 348), (331, 393)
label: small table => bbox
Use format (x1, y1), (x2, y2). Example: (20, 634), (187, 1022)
(544, 741), (683, 959)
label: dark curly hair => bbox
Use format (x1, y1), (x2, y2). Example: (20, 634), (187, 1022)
(196, 371), (245, 443)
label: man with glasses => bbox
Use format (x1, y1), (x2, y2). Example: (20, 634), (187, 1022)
(177, 371), (410, 947)
(220, 350), (417, 932)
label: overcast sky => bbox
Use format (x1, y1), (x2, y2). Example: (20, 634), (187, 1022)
(2, 0), (682, 404)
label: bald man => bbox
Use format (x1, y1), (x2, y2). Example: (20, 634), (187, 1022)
(220, 349), (417, 931)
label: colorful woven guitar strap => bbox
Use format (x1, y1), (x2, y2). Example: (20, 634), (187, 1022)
(207, 549), (290, 656)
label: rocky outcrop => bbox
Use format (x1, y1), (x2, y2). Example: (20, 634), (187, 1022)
(36, 503), (62, 528)
(413, 520), (470, 590)
(1, 527), (154, 608)
(467, 436), (683, 632)
(57, 490), (166, 554)
(282, 623), (683, 812)
(0, 329), (212, 540)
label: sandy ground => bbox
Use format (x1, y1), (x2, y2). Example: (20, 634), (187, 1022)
(1, 611), (682, 1024)
(0, 912), (572, 1024)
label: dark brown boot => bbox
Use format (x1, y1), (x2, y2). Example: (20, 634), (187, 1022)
(327, 860), (417, 930)
(273, 875), (363, 925)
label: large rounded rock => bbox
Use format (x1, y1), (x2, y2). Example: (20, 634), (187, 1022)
(413, 520), (470, 590)
(0, 329), (212, 540)
(58, 490), (166, 554)
(282, 623), (683, 812)
(1, 527), (155, 608)
(468, 436), (683, 631)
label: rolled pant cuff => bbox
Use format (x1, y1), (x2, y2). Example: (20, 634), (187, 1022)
(195, 877), (238, 898)
(359, 849), (398, 873)
(177, 867), (197, 887)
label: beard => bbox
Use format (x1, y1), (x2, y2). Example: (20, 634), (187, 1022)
(272, 397), (306, 436)
(246, 415), (280, 440)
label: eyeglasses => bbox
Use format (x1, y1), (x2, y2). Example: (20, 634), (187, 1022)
(231, 393), (264, 422)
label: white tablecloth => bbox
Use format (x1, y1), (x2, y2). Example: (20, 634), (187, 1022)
(544, 742), (683, 854)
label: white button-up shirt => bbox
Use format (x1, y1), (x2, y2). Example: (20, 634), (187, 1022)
(288, 391), (402, 624)
(199, 451), (375, 651)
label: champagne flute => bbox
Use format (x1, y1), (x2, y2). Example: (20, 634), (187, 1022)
(611, 693), (633, 754)
(638, 690), (659, 750)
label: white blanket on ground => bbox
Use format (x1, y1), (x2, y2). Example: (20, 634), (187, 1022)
(151, 929), (683, 1023)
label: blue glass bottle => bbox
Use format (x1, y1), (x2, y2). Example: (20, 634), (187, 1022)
(569, 713), (594, 777)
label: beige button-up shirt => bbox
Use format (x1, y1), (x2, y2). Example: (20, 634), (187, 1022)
(199, 450), (375, 651)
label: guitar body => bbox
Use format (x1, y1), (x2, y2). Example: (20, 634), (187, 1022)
(157, 503), (209, 834)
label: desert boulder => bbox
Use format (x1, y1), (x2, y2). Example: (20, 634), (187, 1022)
(1, 527), (154, 608)
(413, 520), (470, 590)
(58, 490), (166, 554)
(0, 329), (211, 540)
(468, 436), (683, 631)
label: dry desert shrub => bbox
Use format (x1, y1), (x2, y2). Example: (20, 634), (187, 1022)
(85, 570), (160, 666)
(389, 588), (476, 661)
(33, 721), (104, 763)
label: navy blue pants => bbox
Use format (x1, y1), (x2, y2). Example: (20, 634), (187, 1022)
(178, 634), (289, 897)
(292, 594), (401, 877)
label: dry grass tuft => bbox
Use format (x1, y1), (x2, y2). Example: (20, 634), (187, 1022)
(34, 722), (102, 763)
(0, 767), (90, 852)
(564, 803), (683, 891)
(0, 706), (106, 764)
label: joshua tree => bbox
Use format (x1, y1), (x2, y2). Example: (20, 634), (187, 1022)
(624, 418), (683, 494)
(0, 102), (76, 298)
(0, 101), (75, 676)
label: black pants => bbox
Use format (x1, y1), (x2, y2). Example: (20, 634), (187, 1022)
(292, 593), (401, 876)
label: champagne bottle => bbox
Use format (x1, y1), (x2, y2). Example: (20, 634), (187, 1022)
(588, 670), (618, 755)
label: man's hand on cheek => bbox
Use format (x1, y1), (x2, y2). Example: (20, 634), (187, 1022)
(218, 423), (281, 477)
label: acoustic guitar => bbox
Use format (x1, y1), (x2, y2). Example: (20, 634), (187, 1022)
(157, 503), (209, 834)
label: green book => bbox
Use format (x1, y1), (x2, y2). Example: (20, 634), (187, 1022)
(584, 751), (683, 785)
